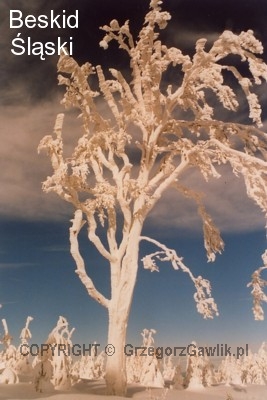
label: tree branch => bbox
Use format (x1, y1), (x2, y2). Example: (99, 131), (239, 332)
(173, 182), (224, 262)
(149, 157), (189, 209)
(70, 210), (110, 308)
(247, 250), (267, 320)
(86, 212), (116, 262)
(139, 236), (219, 318)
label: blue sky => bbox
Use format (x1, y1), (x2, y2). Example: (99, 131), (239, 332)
(0, 0), (267, 356)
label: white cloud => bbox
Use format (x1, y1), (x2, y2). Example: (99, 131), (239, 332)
(0, 101), (80, 221)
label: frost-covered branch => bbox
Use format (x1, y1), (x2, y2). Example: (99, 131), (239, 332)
(247, 250), (267, 320)
(1, 319), (11, 346)
(173, 183), (224, 262)
(168, 29), (267, 125)
(140, 236), (219, 319)
(20, 316), (33, 344)
(86, 211), (116, 262)
(70, 210), (110, 308)
(209, 138), (267, 214)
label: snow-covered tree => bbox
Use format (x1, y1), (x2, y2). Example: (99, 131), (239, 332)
(247, 250), (267, 320)
(256, 341), (267, 383)
(33, 316), (74, 392)
(202, 353), (217, 387)
(184, 341), (205, 390)
(241, 342), (267, 385)
(76, 343), (105, 380)
(15, 316), (34, 377)
(33, 352), (54, 393)
(171, 364), (184, 389)
(138, 329), (164, 388)
(47, 316), (74, 390)
(0, 319), (18, 384)
(126, 328), (163, 386)
(162, 355), (184, 389)
(38, 0), (267, 395)
(162, 355), (176, 383)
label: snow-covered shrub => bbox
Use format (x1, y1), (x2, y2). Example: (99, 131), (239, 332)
(126, 329), (164, 388)
(76, 344), (105, 380)
(15, 316), (34, 377)
(0, 319), (18, 384)
(33, 316), (74, 391)
(185, 342), (205, 390)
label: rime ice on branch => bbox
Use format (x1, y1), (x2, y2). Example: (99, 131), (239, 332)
(247, 250), (267, 320)
(38, 0), (267, 395)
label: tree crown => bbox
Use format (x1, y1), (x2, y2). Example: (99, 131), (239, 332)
(39, 0), (267, 319)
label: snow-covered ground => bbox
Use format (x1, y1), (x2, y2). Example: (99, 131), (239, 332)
(1, 321), (266, 399)
(0, 380), (266, 400)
